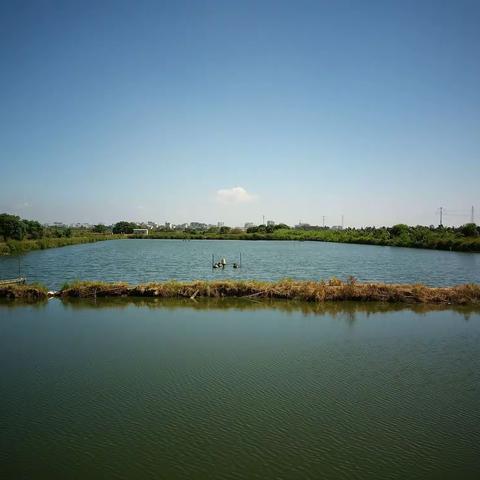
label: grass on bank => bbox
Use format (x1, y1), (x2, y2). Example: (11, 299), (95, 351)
(0, 235), (122, 255)
(57, 278), (480, 305)
(0, 283), (49, 300)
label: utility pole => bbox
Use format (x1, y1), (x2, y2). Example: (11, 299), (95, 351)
(341, 215), (344, 229)
(471, 206), (475, 224)
(262, 214), (265, 225)
(322, 216), (325, 227)
(439, 207), (443, 226)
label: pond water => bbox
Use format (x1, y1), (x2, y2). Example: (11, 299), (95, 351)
(0, 239), (479, 289)
(1, 299), (479, 479)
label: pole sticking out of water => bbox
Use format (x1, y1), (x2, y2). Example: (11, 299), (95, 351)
(212, 254), (214, 268)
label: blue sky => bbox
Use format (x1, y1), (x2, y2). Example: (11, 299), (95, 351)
(0, 0), (479, 227)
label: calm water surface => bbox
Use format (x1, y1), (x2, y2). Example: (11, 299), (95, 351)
(1, 299), (479, 479)
(0, 239), (479, 288)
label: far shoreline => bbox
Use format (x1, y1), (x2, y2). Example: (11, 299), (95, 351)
(3, 233), (480, 257)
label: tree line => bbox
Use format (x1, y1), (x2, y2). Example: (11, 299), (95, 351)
(2, 213), (479, 252)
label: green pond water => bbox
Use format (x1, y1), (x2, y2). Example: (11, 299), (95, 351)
(1, 299), (479, 479)
(1, 239), (479, 288)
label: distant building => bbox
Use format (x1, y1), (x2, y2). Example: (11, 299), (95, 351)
(331, 225), (343, 231)
(217, 222), (224, 228)
(267, 220), (275, 227)
(295, 223), (310, 229)
(244, 222), (255, 229)
(164, 222), (171, 230)
(133, 228), (149, 235)
(189, 222), (208, 230)
(174, 223), (188, 230)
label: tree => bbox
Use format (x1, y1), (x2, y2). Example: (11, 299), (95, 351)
(460, 223), (478, 237)
(390, 224), (409, 237)
(93, 224), (109, 234)
(0, 213), (26, 240)
(24, 220), (45, 239)
(112, 221), (138, 234)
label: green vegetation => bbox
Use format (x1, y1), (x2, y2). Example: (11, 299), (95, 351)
(1, 236), (119, 255)
(112, 221), (139, 234)
(2, 213), (479, 254)
(135, 223), (480, 252)
(0, 213), (120, 255)
(3, 279), (480, 305)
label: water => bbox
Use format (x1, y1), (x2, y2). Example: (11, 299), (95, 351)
(1, 299), (479, 479)
(0, 239), (479, 289)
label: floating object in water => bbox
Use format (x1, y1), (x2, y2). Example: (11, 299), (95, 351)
(233, 263), (239, 269)
(0, 277), (26, 285)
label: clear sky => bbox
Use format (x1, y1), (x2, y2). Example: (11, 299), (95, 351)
(0, 0), (479, 227)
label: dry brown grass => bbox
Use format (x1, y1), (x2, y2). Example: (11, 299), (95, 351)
(56, 279), (480, 305)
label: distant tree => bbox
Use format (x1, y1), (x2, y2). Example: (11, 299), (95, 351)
(274, 223), (290, 230)
(93, 224), (109, 234)
(48, 227), (71, 238)
(112, 221), (138, 234)
(390, 224), (409, 237)
(23, 220), (45, 239)
(219, 226), (231, 234)
(460, 223), (478, 237)
(0, 213), (26, 240)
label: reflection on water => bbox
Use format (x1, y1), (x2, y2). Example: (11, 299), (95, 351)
(2, 296), (479, 322)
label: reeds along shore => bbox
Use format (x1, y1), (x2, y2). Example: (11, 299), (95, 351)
(1, 279), (480, 305)
(0, 235), (119, 255)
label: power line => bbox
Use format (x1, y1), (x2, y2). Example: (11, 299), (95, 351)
(437, 207), (443, 226)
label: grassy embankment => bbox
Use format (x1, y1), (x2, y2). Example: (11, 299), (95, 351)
(131, 227), (480, 252)
(2, 279), (480, 305)
(0, 234), (122, 255)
